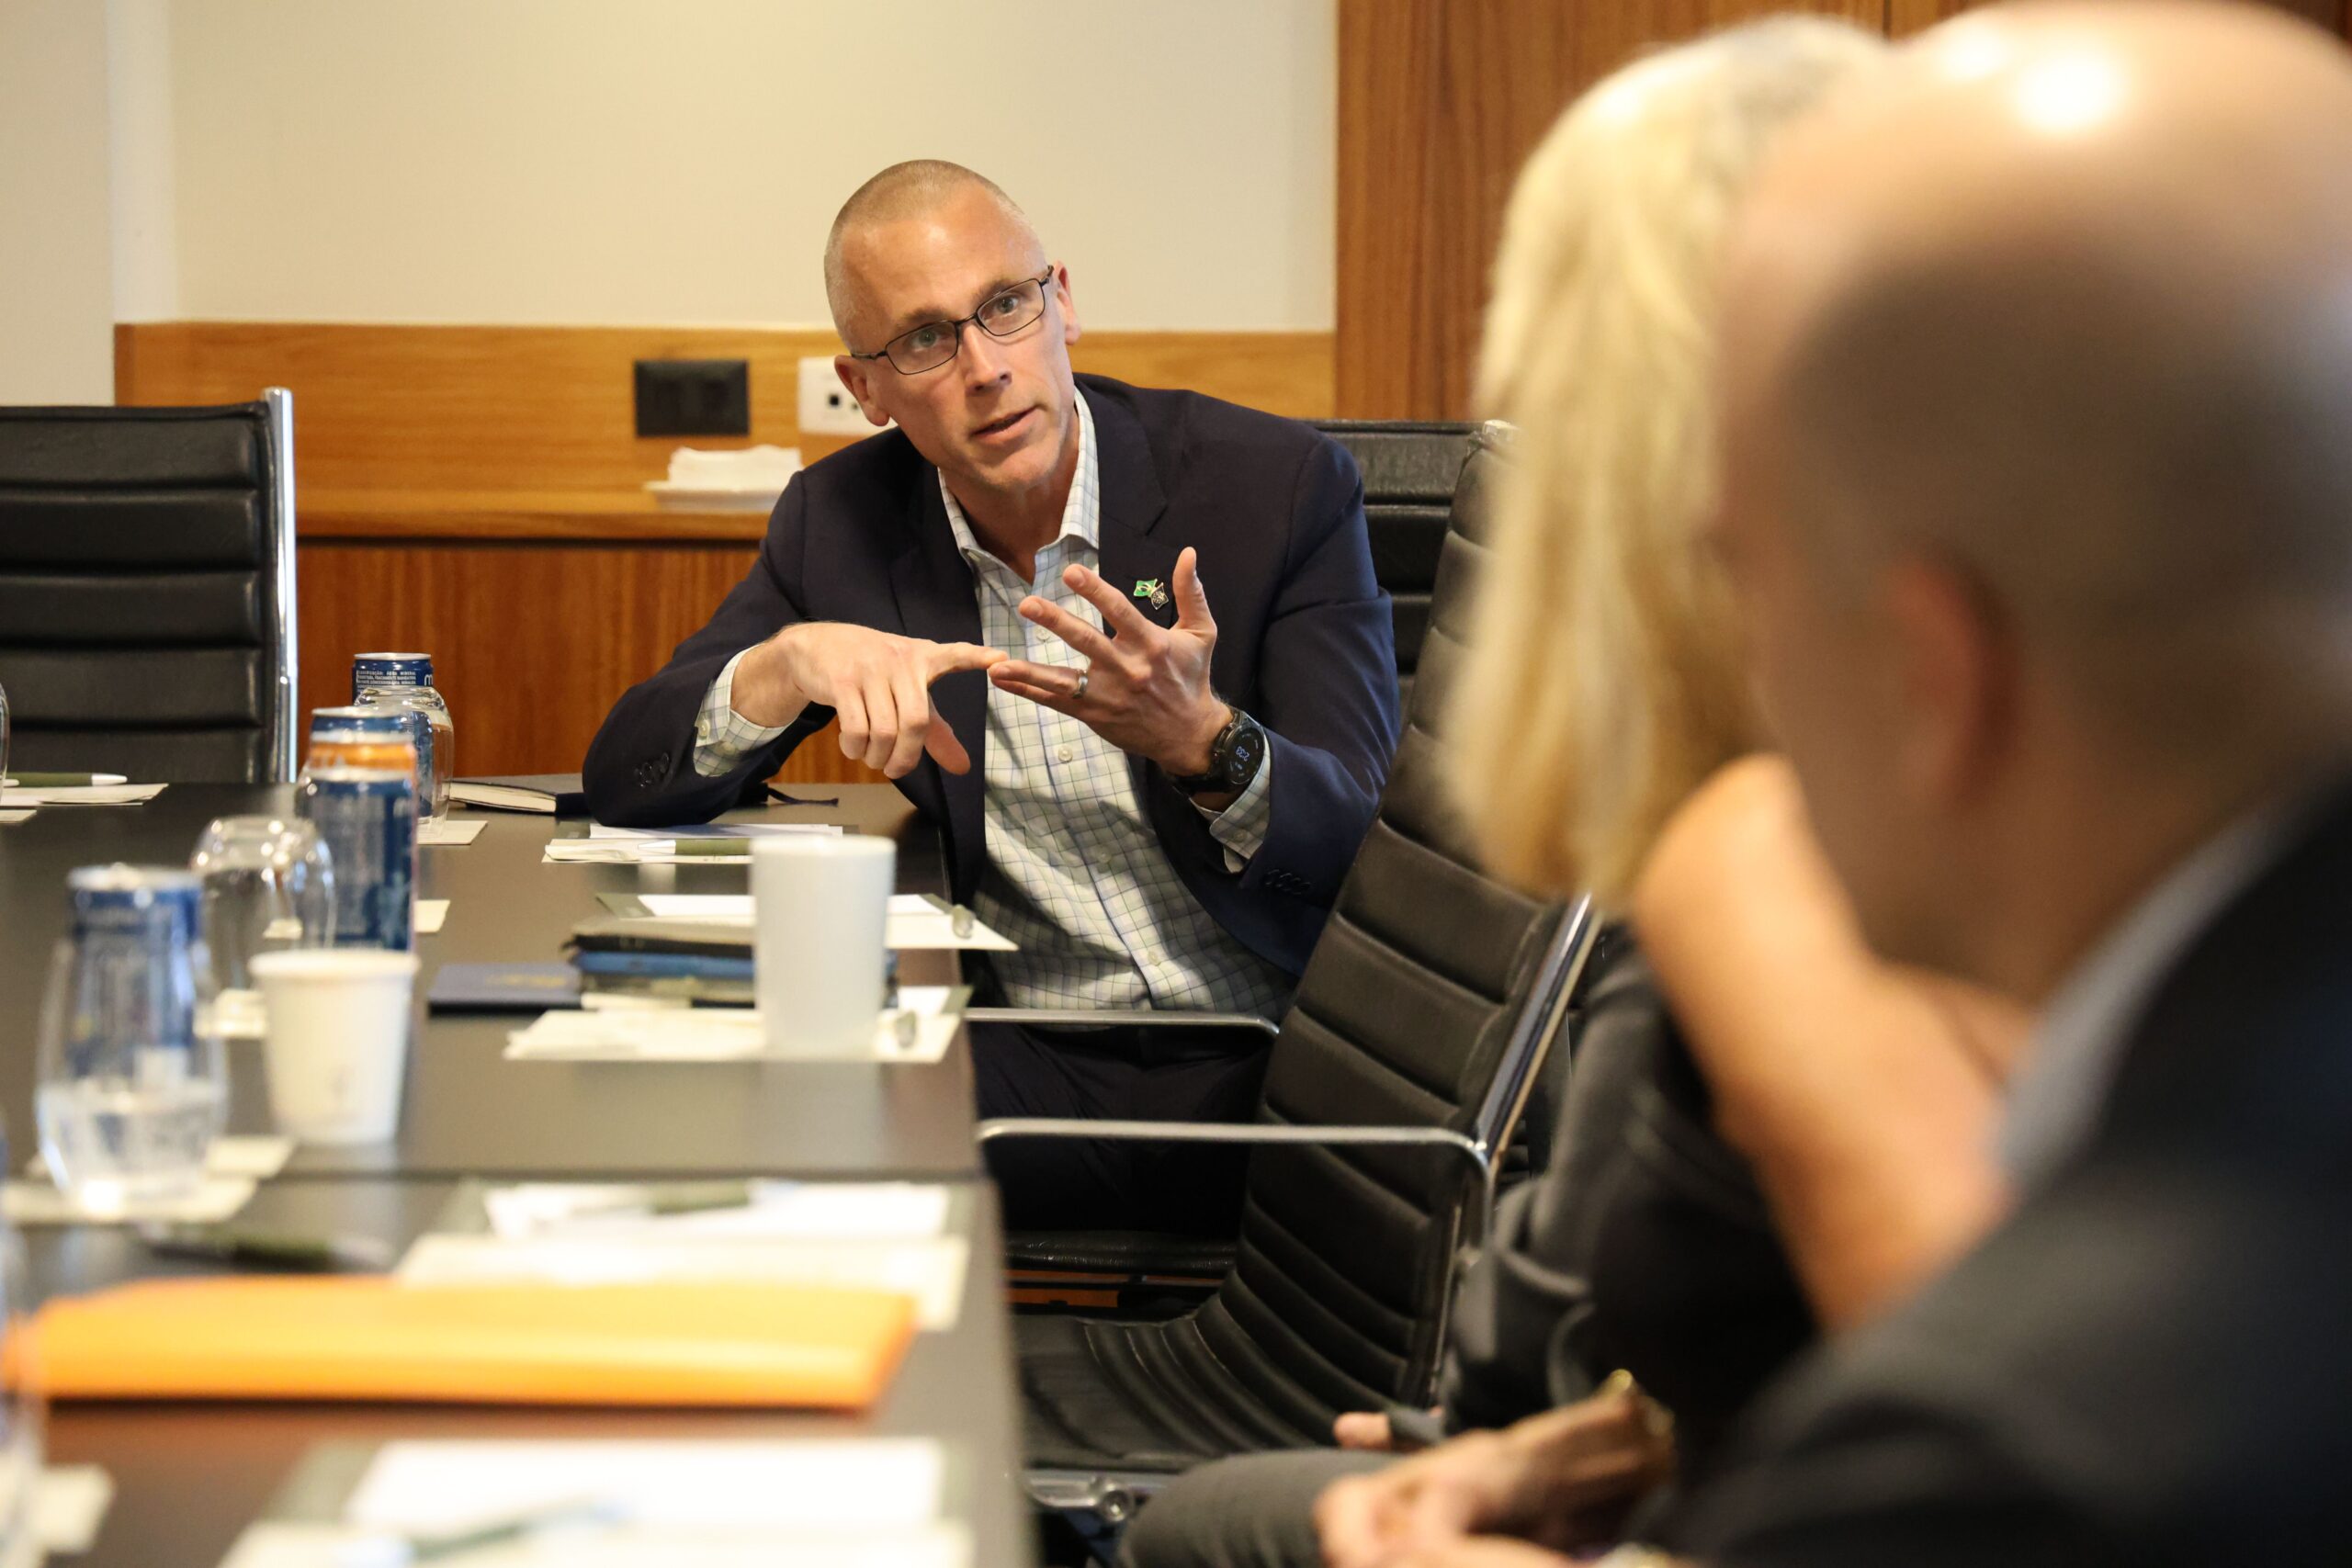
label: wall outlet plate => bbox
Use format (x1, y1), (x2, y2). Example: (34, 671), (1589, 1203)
(799, 356), (880, 436)
(634, 358), (750, 437)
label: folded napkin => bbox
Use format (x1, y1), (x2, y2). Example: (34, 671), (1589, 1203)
(18, 1277), (917, 1409)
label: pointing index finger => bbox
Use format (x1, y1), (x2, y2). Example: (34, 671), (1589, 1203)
(922, 641), (1008, 680)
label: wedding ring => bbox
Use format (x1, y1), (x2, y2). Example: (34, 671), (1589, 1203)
(1074, 669), (1091, 700)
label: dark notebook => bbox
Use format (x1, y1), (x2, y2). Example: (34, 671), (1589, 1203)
(448, 773), (588, 816)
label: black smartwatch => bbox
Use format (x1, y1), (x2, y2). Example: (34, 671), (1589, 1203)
(1170, 706), (1268, 797)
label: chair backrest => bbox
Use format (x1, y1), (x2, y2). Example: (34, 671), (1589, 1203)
(1310, 420), (1480, 707)
(0, 391), (299, 784)
(1198, 423), (1595, 1437)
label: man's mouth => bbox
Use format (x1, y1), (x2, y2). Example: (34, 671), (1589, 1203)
(973, 408), (1035, 442)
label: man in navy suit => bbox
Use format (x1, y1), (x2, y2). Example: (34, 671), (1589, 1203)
(585, 161), (1398, 1227)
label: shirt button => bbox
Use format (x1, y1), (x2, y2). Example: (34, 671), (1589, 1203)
(695, 718), (710, 741)
(1057, 746), (1074, 764)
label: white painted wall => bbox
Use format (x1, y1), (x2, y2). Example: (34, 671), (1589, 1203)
(160, 0), (1337, 331)
(107, 0), (180, 323)
(0, 0), (118, 402)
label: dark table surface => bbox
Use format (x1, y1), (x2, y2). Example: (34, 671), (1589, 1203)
(25, 1178), (1029, 1568)
(0, 784), (985, 1182)
(0, 784), (1031, 1566)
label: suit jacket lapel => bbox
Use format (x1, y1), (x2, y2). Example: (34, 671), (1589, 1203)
(1086, 383), (1182, 797)
(888, 477), (989, 898)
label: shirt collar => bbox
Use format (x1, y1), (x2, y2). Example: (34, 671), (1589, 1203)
(938, 388), (1099, 574)
(2002, 789), (2309, 1188)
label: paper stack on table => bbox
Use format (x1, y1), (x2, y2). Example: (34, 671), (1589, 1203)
(399, 1181), (968, 1330)
(221, 1438), (966, 1568)
(622, 893), (1018, 951)
(544, 822), (842, 864)
(504, 986), (963, 1064)
(6, 1135), (293, 1225)
(0, 782), (165, 808)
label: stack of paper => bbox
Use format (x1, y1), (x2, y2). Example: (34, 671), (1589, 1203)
(222, 1439), (967, 1568)
(399, 1181), (968, 1330)
(620, 893), (1017, 952)
(0, 782), (165, 808)
(503, 987), (962, 1064)
(544, 823), (842, 865)
(6, 1136), (292, 1225)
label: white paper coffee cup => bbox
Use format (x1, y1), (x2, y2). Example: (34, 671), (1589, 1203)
(247, 948), (418, 1144)
(752, 834), (895, 1056)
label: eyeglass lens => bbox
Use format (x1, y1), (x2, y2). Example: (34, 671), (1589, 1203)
(887, 277), (1048, 373)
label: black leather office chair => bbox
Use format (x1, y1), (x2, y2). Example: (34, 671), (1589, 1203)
(0, 390), (300, 784)
(984, 424), (1603, 1557)
(1312, 419), (1480, 706)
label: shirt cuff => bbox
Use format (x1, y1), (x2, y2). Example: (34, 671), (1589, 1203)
(692, 648), (791, 778)
(1193, 746), (1273, 872)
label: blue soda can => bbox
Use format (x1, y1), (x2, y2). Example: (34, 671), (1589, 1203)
(351, 652), (433, 702)
(299, 767), (416, 951)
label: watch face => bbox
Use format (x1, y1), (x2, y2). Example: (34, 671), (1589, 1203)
(1224, 721), (1265, 787)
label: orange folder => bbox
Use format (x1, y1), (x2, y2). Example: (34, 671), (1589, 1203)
(17, 1277), (917, 1409)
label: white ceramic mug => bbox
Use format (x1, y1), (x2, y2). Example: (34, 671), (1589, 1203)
(247, 948), (418, 1143)
(751, 835), (895, 1056)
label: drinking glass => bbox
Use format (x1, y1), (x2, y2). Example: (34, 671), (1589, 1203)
(190, 816), (335, 1038)
(35, 866), (228, 1214)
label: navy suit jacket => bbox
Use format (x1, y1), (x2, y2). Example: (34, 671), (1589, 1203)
(582, 376), (1400, 978)
(1679, 778), (2352, 1565)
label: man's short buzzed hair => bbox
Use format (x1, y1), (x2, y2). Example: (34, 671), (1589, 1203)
(823, 160), (1035, 344)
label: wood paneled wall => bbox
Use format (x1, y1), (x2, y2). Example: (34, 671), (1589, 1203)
(1337, 0), (2352, 420)
(119, 321), (1336, 782)
(298, 541), (759, 780)
(118, 322), (1334, 495)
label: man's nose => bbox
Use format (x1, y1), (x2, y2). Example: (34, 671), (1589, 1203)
(959, 321), (1011, 389)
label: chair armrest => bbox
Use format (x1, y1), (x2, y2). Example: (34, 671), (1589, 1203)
(966, 1008), (1281, 1040)
(977, 1118), (1498, 1243)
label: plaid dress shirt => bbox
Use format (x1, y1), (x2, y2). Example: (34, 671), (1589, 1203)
(694, 393), (1291, 1016)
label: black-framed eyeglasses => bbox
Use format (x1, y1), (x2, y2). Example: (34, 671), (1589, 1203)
(851, 267), (1057, 376)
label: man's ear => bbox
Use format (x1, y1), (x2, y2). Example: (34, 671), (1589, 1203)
(1053, 264), (1081, 347)
(833, 356), (893, 427)
(1883, 555), (2013, 812)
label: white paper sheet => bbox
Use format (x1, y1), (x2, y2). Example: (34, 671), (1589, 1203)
(346, 1438), (944, 1534)
(586, 822), (842, 840)
(633, 893), (1018, 952)
(220, 1522), (971, 1568)
(0, 810), (31, 825)
(481, 1180), (951, 1241)
(26, 1134), (289, 1183)
(0, 783), (165, 807)
(415, 899), (448, 934)
(504, 987), (959, 1064)
(398, 1235), (967, 1331)
(34, 1465), (115, 1554)
(4, 1175), (253, 1225)
(416, 818), (486, 845)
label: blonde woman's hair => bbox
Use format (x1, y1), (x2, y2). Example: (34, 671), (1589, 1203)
(1448, 17), (1886, 905)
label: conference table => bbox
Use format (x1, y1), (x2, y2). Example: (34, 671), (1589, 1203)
(0, 783), (1032, 1567)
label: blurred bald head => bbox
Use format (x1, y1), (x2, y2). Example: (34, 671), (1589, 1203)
(1714, 1), (2352, 989)
(1736, 1), (2352, 763)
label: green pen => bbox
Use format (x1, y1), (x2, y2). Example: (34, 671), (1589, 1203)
(662, 839), (752, 857)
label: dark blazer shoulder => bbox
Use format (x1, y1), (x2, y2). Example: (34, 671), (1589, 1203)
(1077, 374), (1354, 491)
